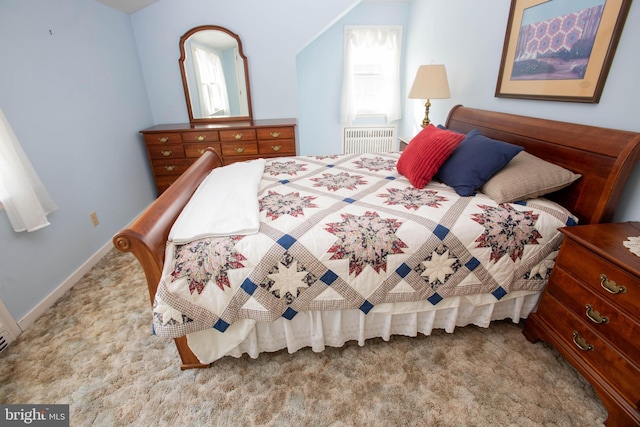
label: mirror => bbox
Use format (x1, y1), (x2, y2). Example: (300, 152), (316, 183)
(179, 25), (253, 124)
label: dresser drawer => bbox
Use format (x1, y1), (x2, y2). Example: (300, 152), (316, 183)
(219, 129), (257, 142)
(224, 156), (262, 165)
(258, 139), (295, 155)
(547, 267), (640, 361)
(536, 293), (640, 408)
(144, 132), (182, 144)
(151, 159), (194, 176)
(257, 127), (295, 140)
(220, 141), (258, 157)
(556, 238), (640, 316)
(184, 143), (221, 159)
(147, 144), (185, 160)
(154, 175), (178, 194)
(181, 131), (219, 143)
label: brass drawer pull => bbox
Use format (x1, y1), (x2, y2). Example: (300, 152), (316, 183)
(572, 331), (594, 351)
(234, 133), (244, 140)
(271, 145), (281, 152)
(270, 131), (281, 138)
(197, 135), (206, 141)
(198, 149), (205, 155)
(161, 150), (172, 157)
(158, 137), (169, 143)
(599, 274), (626, 294)
(164, 166), (175, 172)
(235, 146), (245, 153)
(585, 304), (609, 324)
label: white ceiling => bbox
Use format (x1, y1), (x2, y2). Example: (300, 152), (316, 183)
(96, 0), (407, 15)
(95, 0), (161, 14)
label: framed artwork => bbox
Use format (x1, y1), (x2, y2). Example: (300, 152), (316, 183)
(495, 0), (632, 103)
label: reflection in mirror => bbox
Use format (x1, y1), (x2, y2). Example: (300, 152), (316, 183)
(179, 26), (253, 124)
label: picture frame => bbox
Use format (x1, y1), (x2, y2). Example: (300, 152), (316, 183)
(495, 0), (632, 103)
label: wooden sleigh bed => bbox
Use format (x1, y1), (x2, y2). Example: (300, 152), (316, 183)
(113, 106), (640, 370)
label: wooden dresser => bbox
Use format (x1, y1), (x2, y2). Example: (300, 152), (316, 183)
(140, 118), (297, 195)
(523, 222), (640, 427)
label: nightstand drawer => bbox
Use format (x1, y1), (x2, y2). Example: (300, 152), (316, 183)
(536, 293), (640, 408)
(556, 238), (640, 316)
(547, 267), (640, 361)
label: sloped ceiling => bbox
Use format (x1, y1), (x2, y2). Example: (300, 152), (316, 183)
(95, 0), (160, 14)
(97, 0), (406, 15)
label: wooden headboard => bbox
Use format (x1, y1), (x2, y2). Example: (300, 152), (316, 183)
(446, 105), (640, 225)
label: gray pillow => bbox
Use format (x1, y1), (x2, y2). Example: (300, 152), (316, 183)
(480, 151), (581, 203)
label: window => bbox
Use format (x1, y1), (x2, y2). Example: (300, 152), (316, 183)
(0, 108), (56, 232)
(191, 45), (230, 117)
(341, 26), (402, 124)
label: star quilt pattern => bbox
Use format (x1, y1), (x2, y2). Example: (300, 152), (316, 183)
(152, 153), (576, 338)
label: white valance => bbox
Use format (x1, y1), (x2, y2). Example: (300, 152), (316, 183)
(340, 26), (402, 124)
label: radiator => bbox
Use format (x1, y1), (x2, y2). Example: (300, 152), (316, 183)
(342, 126), (397, 154)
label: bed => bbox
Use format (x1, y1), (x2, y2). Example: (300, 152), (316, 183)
(114, 106), (640, 369)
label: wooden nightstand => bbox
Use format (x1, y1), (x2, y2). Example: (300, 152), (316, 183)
(523, 222), (640, 427)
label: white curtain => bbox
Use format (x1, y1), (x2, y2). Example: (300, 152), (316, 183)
(192, 46), (230, 117)
(0, 107), (57, 232)
(340, 26), (402, 124)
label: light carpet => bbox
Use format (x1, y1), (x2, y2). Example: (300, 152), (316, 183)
(0, 249), (607, 426)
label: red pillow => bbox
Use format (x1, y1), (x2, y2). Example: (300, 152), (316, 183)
(397, 124), (465, 189)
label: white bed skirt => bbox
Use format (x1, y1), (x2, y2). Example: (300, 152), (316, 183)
(186, 290), (542, 364)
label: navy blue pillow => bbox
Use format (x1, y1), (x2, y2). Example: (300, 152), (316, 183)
(436, 129), (523, 197)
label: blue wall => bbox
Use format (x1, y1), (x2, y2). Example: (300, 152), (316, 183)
(130, 0), (358, 124)
(399, 0), (640, 222)
(296, 0), (640, 221)
(0, 0), (154, 323)
(296, 1), (410, 156)
(0, 0), (362, 328)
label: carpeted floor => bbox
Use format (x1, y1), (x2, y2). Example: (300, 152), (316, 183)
(0, 249), (607, 426)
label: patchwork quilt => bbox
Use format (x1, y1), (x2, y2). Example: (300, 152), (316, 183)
(152, 152), (577, 338)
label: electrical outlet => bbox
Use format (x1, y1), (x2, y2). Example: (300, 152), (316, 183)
(89, 211), (99, 227)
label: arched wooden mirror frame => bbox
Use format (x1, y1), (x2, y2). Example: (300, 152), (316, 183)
(179, 25), (253, 124)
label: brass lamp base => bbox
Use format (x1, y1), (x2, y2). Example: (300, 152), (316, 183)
(421, 99), (432, 128)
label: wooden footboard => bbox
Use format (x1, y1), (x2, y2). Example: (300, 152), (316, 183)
(113, 148), (223, 369)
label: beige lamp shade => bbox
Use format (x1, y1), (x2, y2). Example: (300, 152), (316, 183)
(409, 64), (450, 127)
(408, 64), (450, 99)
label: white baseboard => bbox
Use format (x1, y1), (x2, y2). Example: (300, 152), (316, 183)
(17, 241), (114, 331)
